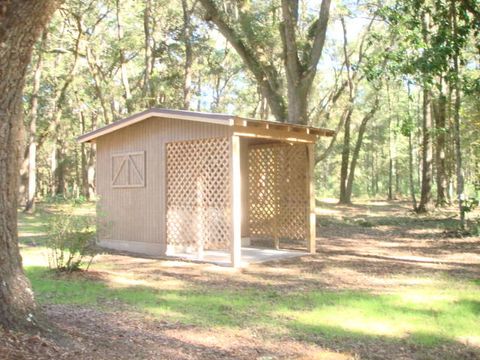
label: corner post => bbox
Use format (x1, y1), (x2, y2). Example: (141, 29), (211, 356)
(230, 135), (242, 267)
(306, 143), (316, 254)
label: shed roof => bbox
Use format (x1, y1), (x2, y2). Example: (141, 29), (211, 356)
(77, 108), (335, 143)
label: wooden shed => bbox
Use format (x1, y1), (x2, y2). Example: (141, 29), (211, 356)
(78, 108), (334, 267)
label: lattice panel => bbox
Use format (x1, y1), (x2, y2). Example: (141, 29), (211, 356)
(248, 143), (308, 242)
(166, 137), (231, 251)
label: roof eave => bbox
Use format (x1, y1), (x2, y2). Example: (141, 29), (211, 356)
(77, 108), (335, 143)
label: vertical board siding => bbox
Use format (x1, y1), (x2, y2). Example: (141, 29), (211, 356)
(96, 116), (230, 255)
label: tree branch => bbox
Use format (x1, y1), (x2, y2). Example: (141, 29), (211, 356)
(199, 0), (287, 120)
(304, 0), (331, 81)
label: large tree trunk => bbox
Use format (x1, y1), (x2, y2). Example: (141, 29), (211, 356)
(280, 0), (331, 125)
(199, 0), (331, 124)
(0, 0), (59, 330)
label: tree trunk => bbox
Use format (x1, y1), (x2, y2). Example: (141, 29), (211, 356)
(0, 0), (59, 330)
(433, 83), (448, 207)
(87, 143), (96, 200)
(181, 0), (194, 110)
(417, 88), (433, 213)
(25, 31), (47, 213)
(54, 139), (66, 197)
(451, 0), (465, 226)
(143, 0), (154, 107)
(408, 130), (418, 210)
(196, 74), (202, 111)
(78, 103), (89, 198)
(339, 107), (353, 204)
(116, 0), (132, 113)
(199, 0), (331, 124)
(338, 16), (355, 205)
(86, 47), (111, 124)
(87, 114), (98, 200)
(417, 12), (433, 213)
(345, 100), (379, 203)
(387, 89), (399, 201)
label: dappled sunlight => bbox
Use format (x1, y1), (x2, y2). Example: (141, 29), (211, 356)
(143, 305), (186, 319)
(16, 201), (480, 359)
(108, 275), (150, 287)
(367, 201), (390, 207)
(399, 291), (456, 306)
(103, 270), (187, 291)
(458, 335), (480, 347)
(278, 288), (480, 346)
(21, 247), (49, 267)
(280, 306), (409, 338)
(316, 207), (342, 216)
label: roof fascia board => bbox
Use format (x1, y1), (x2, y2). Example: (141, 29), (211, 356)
(78, 109), (234, 143)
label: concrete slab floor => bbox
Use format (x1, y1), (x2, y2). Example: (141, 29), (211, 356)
(166, 246), (309, 267)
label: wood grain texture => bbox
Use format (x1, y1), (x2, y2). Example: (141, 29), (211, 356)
(96, 116), (229, 255)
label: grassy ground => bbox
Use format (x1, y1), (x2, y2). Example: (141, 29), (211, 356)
(14, 200), (480, 359)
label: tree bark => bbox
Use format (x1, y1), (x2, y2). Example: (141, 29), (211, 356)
(345, 100), (379, 202)
(417, 87), (433, 213)
(143, 0), (154, 107)
(386, 86), (398, 201)
(338, 17), (355, 204)
(451, 0), (465, 226)
(116, 0), (132, 113)
(200, 0), (287, 121)
(417, 12), (433, 213)
(25, 31), (48, 213)
(408, 130), (418, 210)
(199, 0), (331, 124)
(433, 82), (448, 207)
(86, 46), (112, 124)
(181, 0), (194, 110)
(0, 0), (59, 330)
(339, 107), (353, 204)
(279, 0), (331, 124)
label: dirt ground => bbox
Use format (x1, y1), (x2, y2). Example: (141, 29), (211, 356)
(3, 200), (480, 360)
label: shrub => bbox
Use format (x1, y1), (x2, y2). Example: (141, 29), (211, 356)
(46, 210), (98, 272)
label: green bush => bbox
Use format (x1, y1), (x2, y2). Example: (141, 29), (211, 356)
(46, 211), (98, 272)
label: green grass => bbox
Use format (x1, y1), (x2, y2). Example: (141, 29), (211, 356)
(24, 264), (480, 347)
(19, 202), (480, 350)
(18, 211), (50, 245)
(18, 202), (95, 246)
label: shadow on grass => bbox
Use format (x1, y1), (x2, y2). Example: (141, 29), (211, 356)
(25, 265), (480, 358)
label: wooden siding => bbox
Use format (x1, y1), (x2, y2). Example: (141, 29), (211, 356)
(96, 116), (230, 255)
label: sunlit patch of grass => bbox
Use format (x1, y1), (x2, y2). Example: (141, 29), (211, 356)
(18, 211), (50, 245)
(21, 246), (49, 267)
(18, 202), (95, 246)
(278, 283), (480, 346)
(24, 262), (480, 348)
